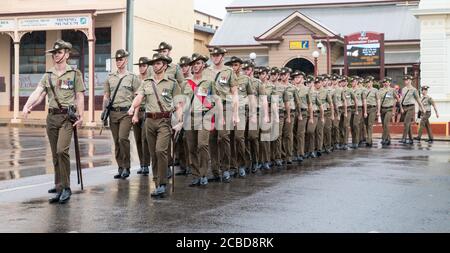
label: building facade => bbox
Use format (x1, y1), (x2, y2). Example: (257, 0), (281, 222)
(0, 0), (194, 125)
(194, 10), (222, 56)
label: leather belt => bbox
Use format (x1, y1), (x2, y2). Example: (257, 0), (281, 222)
(111, 107), (130, 112)
(382, 106), (393, 109)
(48, 108), (68, 114)
(403, 104), (414, 108)
(146, 112), (171, 119)
(367, 105), (376, 108)
(300, 108), (307, 112)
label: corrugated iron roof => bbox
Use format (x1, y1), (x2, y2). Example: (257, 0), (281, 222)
(211, 4), (419, 46)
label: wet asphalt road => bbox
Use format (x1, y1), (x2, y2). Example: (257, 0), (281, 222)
(0, 127), (449, 232)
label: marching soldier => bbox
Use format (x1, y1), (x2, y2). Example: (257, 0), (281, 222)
(133, 57), (151, 175)
(128, 53), (183, 197)
(400, 75), (425, 144)
(305, 76), (324, 158)
(242, 61), (269, 172)
(204, 47), (239, 183)
(341, 76), (357, 150)
(279, 67), (298, 164)
(104, 49), (141, 180)
(181, 53), (222, 187)
(415, 85), (439, 143)
(258, 67), (275, 170)
(292, 70), (312, 162)
(23, 39), (85, 204)
(174, 56), (192, 176)
(317, 75), (335, 154)
(270, 67), (289, 166)
(378, 77), (401, 146)
(225, 56), (255, 178)
(349, 76), (366, 149)
(363, 76), (380, 147)
(149, 42), (184, 85)
(331, 74), (346, 150)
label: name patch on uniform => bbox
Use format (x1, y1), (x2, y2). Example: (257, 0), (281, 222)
(219, 76), (228, 85)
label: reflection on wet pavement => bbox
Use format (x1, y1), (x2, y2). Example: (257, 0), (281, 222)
(0, 127), (139, 181)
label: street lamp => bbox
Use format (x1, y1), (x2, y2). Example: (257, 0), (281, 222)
(312, 50), (320, 76)
(249, 52), (257, 64)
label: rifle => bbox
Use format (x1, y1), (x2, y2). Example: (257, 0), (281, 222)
(100, 75), (128, 135)
(68, 105), (83, 190)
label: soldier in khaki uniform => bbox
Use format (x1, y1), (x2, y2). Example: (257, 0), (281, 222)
(258, 67), (274, 170)
(269, 68), (289, 166)
(174, 56), (192, 176)
(292, 70), (312, 162)
(180, 53), (222, 187)
(148, 42), (184, 85)
(129, 53), (182, 197)
(341, 77), (358, 150)
(415, 86), (439, 143)
(349, 76), (366, 149)
(225, 56), (255, 178)
(400, 75), (425, 144)
(204, 47), (239, 183)
(104, 49), (141, 179)
(378, 77), (401, 146)
(305, 77), (324, 158)
(133, 57), (151, 175)
(242, 61), (269, 172)
(23, 40), (85, 204)
(317, 75), (335, 154)
(279, 67), (299, 164)
(332, 75), (347, 150)
(362, 76), (380, 147)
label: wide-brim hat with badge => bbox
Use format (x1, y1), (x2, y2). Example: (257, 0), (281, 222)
(314, 76), (323, 83)
(153, 41), (172, 52)
(178, 56), (191, 66)
(224, 56), (243, 66)
(382, 76), (393, 83)
(133, 57), (150, 65)
(291, 70), (305, 78)
(47, 39), (72, 53)
(279, 67), (290, 75)
(259, 66), (270, 74)
(112, 49), (130, 59)
(364, 75), (375, 83)
(147, 53), (172, 65)
(348, 75), (360, 83)
(270, 67), (279, 75)
(421, 85), (430, 90)
(331, 74), (339, 81)
(403, 74), (414, 80)
(241, 60), (255, 70)
(189, 53), (208, 65)
(210, 47), (227, 56)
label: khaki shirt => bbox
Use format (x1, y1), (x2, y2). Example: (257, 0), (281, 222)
(137, 75), (181, 113)
(296, 85), (311, 110)
(204, 65), (237, 103)
(181, 76), (217, 112)
(309, 89), (322, 112)
(333, 87), (345, 107)
(264, 81), (275, 105)
(378, 87), (398, 108)
(104, 71), (141, 108)
(354, 87), (367, 107)
(251, 78), (266, 108)
(421, 95), (434, 112)
(344, 87), (357, 107)
(284, 84), (299, 111)
(365, 87), (379, 106)
(318, 88), (332, 111)
(236, 74), (255, 107)
(148, 63), (184, 85)
(38, 65), (85, 109)
(272, 84), (290, 111)
(401, 86), (420, 106)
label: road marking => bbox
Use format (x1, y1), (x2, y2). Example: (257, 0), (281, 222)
(0, 181), (53, 194)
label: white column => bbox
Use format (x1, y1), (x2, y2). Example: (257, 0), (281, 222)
(86, 39), (96, 127)
(11, 41), (21, 124)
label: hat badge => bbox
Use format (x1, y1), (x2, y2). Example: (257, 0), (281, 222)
(118, 54), (122, 58)
(140, 61), (143, 64)
(160, 46), (164, 49)
(55, 45), (59, 49)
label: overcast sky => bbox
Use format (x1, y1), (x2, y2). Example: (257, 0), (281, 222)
(194, 0), (234, 19)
